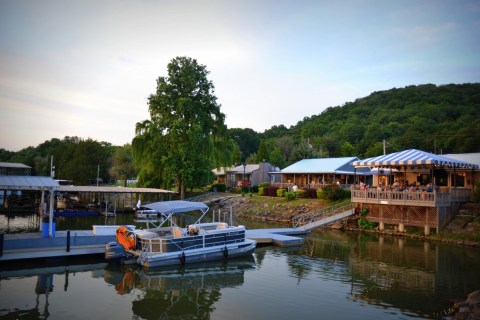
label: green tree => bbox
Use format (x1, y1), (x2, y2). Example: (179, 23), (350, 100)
(291, 141), (318, 162)
(256, 140), (269, 163)
(133, 57), (230, 198)
(62, 139), (111, 185)
(228, 128), (260, 162)
(109, 144), (136, 187)
(339, 141), (356, 156)
(276, 136), (295, 162)
(269, 147), (287, 168)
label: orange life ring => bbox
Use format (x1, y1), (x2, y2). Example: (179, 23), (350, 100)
(116, 226), (136, 250)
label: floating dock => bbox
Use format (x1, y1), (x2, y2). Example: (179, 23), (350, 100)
(0, 227), (306, 262)
(246, 228), (306, 246)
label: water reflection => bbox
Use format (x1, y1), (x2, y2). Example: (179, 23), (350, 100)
(0, 258), (107, 319)
(103, 257), (256, 319)
(284, 230), (480, 318)
(0, 227), (478, 319)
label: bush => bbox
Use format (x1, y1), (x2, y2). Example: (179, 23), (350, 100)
(302, 188), (317, 199)
(258, 187), (265, 196)
(209, 183), (226, 192)
(259, 182), (270, 188)
(357, 208), (378, 230)
(296, 189), (307, 198)
(262, 185), (278, 197)
(474, 182), (480, 203)
(317, 185), (348, 201)
(263, 185), (279, 197)
(284, 191), (297, 200)
(276, 188), (286, 197)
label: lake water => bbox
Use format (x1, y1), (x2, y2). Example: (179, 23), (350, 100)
(1, 213), (479, 319)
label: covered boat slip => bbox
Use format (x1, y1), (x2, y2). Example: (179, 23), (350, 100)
(351, 149), (479, 233)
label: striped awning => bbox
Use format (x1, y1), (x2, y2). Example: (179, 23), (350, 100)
(353, 149), (479, 169)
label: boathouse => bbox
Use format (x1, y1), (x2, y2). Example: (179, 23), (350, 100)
(351, 149), (479, 234)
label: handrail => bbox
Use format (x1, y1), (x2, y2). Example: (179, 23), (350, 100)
(350, 187), (472, 207)
(292, 200), (352, 228)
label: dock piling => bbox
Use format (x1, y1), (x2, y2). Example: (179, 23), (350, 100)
(66, 230), (70, 252)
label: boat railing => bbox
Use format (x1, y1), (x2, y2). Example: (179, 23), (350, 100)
(137, 228), (246, 254)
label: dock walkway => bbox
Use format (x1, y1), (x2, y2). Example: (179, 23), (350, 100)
(1, 227), (306, 262)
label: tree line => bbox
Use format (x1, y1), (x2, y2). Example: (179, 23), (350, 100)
(1, 57), (479, 196)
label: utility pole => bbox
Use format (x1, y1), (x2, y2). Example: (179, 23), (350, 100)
(383, 139), (388, 155)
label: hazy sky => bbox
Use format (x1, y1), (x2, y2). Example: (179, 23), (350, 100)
(1, 0), (479, 151)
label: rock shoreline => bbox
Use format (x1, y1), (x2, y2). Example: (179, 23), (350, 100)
(444, 290), (480, 320)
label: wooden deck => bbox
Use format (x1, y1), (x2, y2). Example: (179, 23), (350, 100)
(351, 188), (472, 207)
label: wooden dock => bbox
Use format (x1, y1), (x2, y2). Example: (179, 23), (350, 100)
(0, 227), (306, 262)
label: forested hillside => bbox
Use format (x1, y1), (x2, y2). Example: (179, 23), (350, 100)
(237, 83), (480, 166)
(1, 83), (479, 186)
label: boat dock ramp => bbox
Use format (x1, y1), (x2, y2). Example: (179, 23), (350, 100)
(0, 227), (307, 262)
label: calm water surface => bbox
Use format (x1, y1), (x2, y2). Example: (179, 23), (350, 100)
(1, 213), (479, 319)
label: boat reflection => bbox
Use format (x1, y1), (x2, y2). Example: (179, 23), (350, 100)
(0, 258), (107, 319)
(104, 256), (256, 319)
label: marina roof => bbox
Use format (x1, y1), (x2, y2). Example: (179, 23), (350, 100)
(58, 185), (174, 194)
(0, 162), (31, 169)
(281, 157), (363, 174)
(353, 149), (479, 169)
(0, 175), (59, 190)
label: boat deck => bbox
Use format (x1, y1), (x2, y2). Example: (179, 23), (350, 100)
(0, 228), (306, 262)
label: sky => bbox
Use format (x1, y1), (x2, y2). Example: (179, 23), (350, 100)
(1, 0), (479, 152)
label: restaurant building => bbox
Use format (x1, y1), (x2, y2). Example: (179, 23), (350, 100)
(351, 149), (479, 234)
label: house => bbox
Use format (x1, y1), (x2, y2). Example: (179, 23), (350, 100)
(211, 166), (235, 185)
(351, 149), (479, 234)
(214, 161), (281, 188)
(276, 157), (371, 188)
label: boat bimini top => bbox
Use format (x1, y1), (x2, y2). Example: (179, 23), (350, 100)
(142, 200), (210, 227)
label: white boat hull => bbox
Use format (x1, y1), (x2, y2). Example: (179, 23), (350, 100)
(141, 239), (256, 268)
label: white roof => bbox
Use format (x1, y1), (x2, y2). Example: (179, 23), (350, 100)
(281, 157), (360, 174)
(227, 164), (259, 174)
(143, 200), (209, 215)
(443, 153), (480, 167)
(0, 162), (31, 169)
(0, 175), (59, 190)
(58, 185), (173, 194)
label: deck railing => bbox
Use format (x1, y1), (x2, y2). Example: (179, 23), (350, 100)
(350, 186), (472, 207)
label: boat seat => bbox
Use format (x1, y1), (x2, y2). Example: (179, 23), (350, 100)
(134, 230), (157, 238)
(171, 227), (184, 238)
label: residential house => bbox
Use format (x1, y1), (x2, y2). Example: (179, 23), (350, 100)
(218, 161), (281, 188)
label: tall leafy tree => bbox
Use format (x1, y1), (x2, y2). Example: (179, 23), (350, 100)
(228, 128), (260, 162)
(133, 57), (230, 198)
(109, 144), (136, 187)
